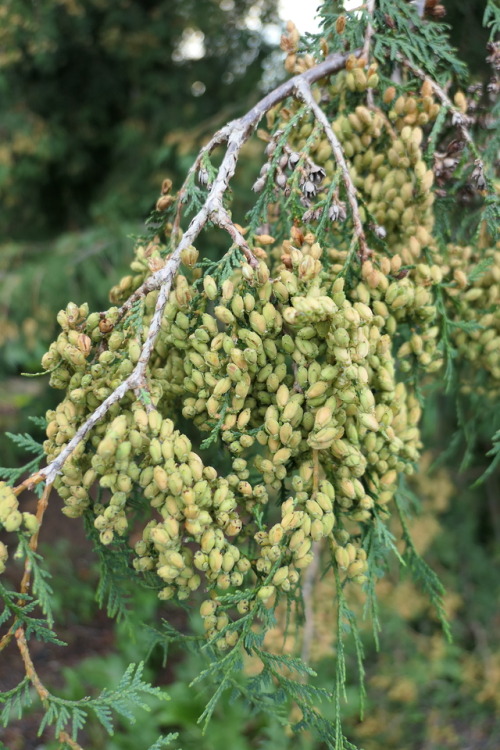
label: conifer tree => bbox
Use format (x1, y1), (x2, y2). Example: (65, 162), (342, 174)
(1, 1), (499, 748)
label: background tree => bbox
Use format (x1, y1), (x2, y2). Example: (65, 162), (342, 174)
(0, 0), (278, 237)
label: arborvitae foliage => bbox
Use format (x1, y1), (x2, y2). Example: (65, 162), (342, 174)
(1, 1), (499, 748)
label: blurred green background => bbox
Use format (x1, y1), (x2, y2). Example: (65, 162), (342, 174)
(0, 1), (498, 748)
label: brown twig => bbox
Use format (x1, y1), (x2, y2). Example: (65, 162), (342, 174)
(15, 626), (87, 749)
(59, 732), (85, 750)
(294, 79), (370, 262)
(13, 472), (45, 495)
(0, 628), (13, 652)
(18, 482), (52, 597)
(215, 208), (259, 267)
(15, 627), (50, 705)
(8, 485), (83, 745)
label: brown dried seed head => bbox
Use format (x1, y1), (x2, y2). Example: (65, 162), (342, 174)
(76, 334), (92, 356)
(291, 226), (305, 245)
(161, 178), (172, 195)
(99, 317), (114, 333)
(336, 15), (346, 33)
(156, 194), (174, 211)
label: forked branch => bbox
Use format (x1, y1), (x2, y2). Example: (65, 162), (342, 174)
(17, 50), (357, 489)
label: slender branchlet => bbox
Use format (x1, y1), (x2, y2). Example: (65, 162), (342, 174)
(294, 79), (370, 262)
(401, 56), (477, 152)
(301, 539), (322, 664)
(16, 51), (356, 490)
(363, 0), (376, 109)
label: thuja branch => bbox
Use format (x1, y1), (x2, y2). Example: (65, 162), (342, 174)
(401, 56), (480, 155)
(294, 79), (370, 262)
(19, 482), (52, 597)
(362, 0), (376, 62)
(363, 0), (376, 107)
(15, 50), (356, 489)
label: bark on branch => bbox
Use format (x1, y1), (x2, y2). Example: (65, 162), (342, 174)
(28, 50), (357, 487)
(294, 79), (370, 262)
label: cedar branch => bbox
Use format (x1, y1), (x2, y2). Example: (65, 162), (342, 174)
(363, 0), (376, 108)
(13, 50), (356, 488)
(401, 56), (479, 155)
(18, 482), (52, 597)
(294, 79), (370, 262)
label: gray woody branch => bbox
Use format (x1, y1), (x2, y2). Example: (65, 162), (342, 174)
(38, 50), (358, 486)
(294, 79), (370, 262)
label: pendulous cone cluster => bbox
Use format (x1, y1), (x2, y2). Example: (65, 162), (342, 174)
(6, 31), (497, 654)
(263, 57), (440, 261)
(37, 215), (494, 650)
(1, 8), (499, 749)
